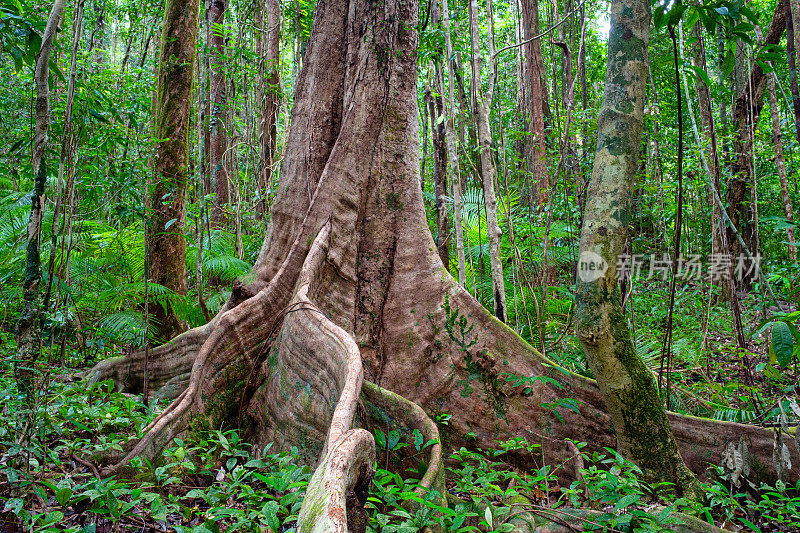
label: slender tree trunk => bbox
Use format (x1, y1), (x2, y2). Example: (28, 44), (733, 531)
(768, 74), (798, 260)
(207, 0), (230, 226)
(691, 24), (725, 269)
(44, 0), (85, 315)
(148, 0), (201, 342)
(441, 0), (466, 286)
(520, 0), (550, 207)
(574, 0), (698, 496)
(726, 2), (785, 272)
(469, 0), (507, 322)
(429, 62), (450, 267)
(257, 0), (281, 215)
(786, 0), (800, 147)
(15, 0), (68, 402)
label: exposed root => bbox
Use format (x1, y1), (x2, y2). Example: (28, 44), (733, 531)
(499, 498), (727, 533)
(410, 287), (800, 485)
(297, 429), (376, 533)
(361, 380), (445, 501)
(99, 223), (336, 474)
(259, 222), (362, 461)
(85, 322), (214, 396)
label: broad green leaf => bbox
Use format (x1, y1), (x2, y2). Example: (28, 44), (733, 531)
(771, 321), (794, 367)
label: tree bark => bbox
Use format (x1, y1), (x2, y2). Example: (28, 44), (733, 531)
(207, 0), (230, 226)
(256, 0), (281, 215)
(520, 0), (551, 207)
(574, 0), (698, 496)
(441, 0), (467, 286)
(15, 0), (68, 402)
(768, 74), (798, 260)
(148, 0), (200, 342)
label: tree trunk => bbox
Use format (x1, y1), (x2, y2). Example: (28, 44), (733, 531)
(726, 2), (785, 272)
(468, 0), (507, 323)
(15, 0), (68, 402)
(520, 0), (550, 207)
(207, 0), (230, 226)
(768, 74), (798, 260)
(256, 0), (281, 215)
(575, 0), (698, 496)
(691, 23), (725, 269)
(441, 0), (467, 286)
(88, 0), (799, 521)
(44, 0), (85, 315)
(786, 0), (800, 147)
(428, 61), (450, 268)
(148, 0), (200, 342)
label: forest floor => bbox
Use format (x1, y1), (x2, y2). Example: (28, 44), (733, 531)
(0, 283), (798, 532)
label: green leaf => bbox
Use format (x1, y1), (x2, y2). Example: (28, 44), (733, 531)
(722, 49), (735, 77)
(387, 430), (400, 450)
(614, 493), (640, 510)
(261, 500), (280, 531)
(772, 322), (795, 367)
(737, 518), (762, 533)
(55, 485), (73, 506)
(413, 429), (423, 451)
(685, 65), (712, 87)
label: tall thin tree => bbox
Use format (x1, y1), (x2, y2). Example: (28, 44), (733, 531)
(148, 0), (201, 341)
(469, 0), (507, 322)
(575, 0), (698, 495)
(15, 0), (68, 402)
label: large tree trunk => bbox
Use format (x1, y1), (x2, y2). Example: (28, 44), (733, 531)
(15, 0), (68, 402)
(88, 0), (799, 524)
(148, 0), (199, 342)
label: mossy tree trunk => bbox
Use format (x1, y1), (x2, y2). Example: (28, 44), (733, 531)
(15, 0), (67, 402)
(574, 0), (698, 496)
(148, 0), (200, 342)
